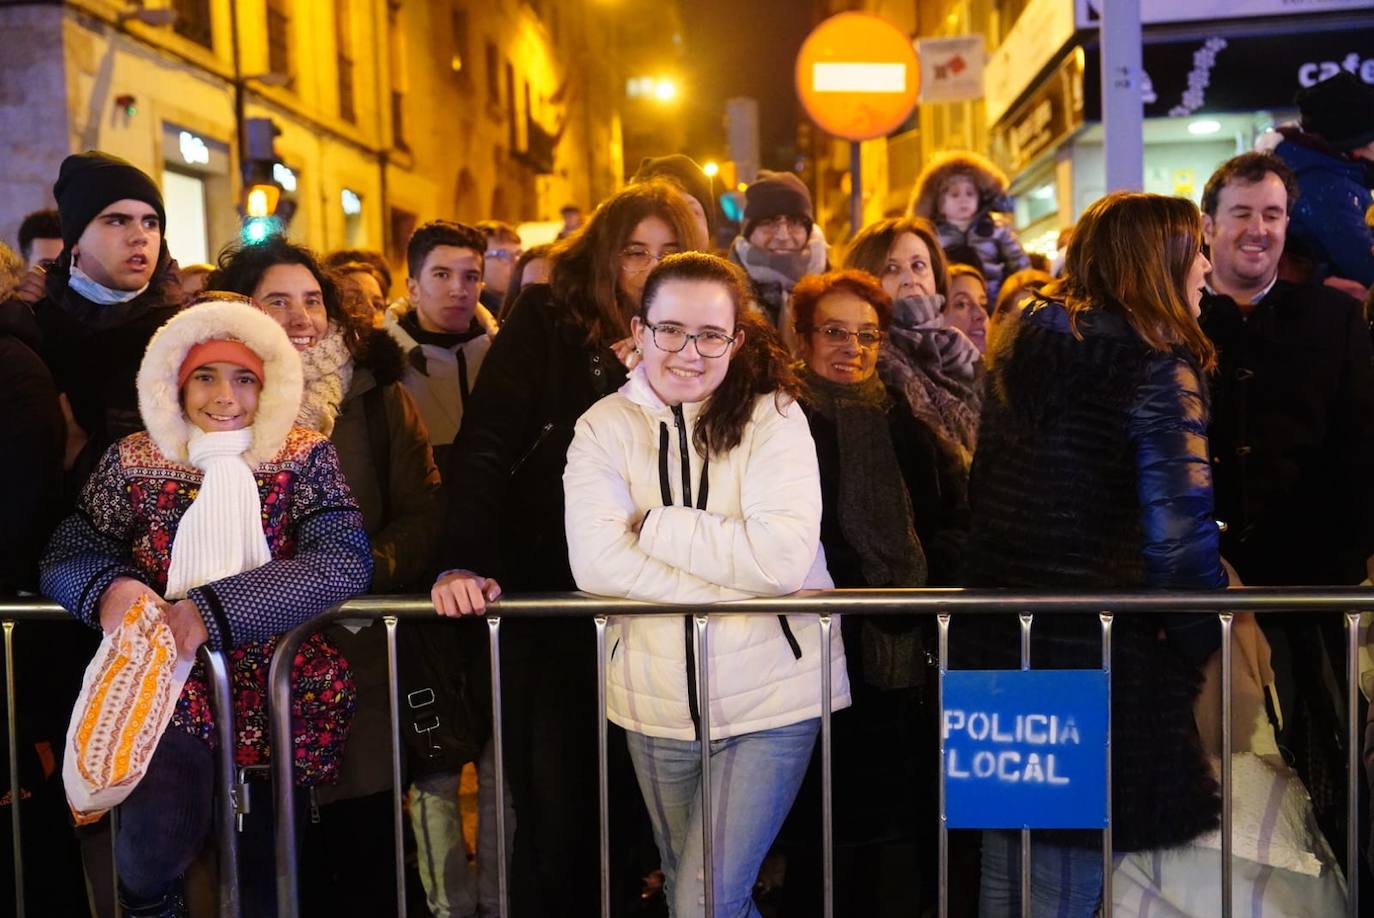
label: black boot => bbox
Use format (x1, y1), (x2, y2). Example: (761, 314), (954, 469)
(118, 884), (188, 918)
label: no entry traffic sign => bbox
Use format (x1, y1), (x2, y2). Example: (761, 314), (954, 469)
(795, 12), (922, 142)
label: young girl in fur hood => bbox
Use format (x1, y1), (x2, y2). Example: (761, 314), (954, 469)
(41, 293), (372, 917)
(910, 150), (1030, 302)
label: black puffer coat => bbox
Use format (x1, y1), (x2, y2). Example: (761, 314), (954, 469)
(962, 299), (1226, 852)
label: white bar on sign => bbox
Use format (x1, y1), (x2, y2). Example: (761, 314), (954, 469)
(812, 62), (906, 93)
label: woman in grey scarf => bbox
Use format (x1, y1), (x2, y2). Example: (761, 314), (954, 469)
(844, 217), (983, 467)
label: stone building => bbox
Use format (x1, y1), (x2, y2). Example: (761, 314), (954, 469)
(0, 0), (626, 287)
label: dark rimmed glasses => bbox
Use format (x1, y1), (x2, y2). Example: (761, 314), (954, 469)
(645, 322), (737, 358)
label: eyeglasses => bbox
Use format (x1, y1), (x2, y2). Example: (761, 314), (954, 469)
(619, 246), (680, 275)
(753, 215), (809, 235)
(805, 326), (884, 349)
(645, 322), (737, 358)
(485, 249), (521, 262)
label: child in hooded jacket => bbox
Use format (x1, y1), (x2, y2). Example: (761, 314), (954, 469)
(910, 150), (1030, 303)
(41, 293), (372, 917)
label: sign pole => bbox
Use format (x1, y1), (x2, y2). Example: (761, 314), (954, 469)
(1101, 0), (1143, 191)
(849, 142), (863, 239)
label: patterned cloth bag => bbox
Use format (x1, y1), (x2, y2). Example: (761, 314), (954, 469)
(62, 594), (193, 823)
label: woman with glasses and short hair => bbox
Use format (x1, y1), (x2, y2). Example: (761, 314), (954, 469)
(779, 268), (968, 915)
(564, 252), (850, 918)
(431, 179), (706, 916)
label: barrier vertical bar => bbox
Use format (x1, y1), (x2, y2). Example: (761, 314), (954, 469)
(1018, 613), (1032, 918)
(1100, 613), (1113, 918)
(694, 614), (715, 917)
(270, 631), (301, 917)
(594, 615), (611, 918)
(937, 613), (950, 918)
(488, 615), (509, 918)
(1346, 612), (1360, 918)
(819, 614), (834, 918)
(4, 621), (23, 918)
(200, 648), (241, 918)
(383, 617), (407, 918)
(1220, 612), (1233, 918)
(112, 804), (122, 918)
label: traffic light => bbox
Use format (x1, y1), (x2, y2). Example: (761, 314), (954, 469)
(719, 190), (745, 224)
(239, 117), (287, 243)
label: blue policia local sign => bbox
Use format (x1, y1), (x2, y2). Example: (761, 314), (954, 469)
(942, 669), (1109, 829)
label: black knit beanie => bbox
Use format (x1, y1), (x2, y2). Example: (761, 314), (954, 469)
(633, 155), (716, 231)
(743, 171), (813, 237)
(53, 151), (167, 251)
(1295, 73), (1374, 152)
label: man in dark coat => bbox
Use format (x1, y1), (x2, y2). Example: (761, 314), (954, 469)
(1198, 151), (1374, 866)
(18, 151), (180, 499)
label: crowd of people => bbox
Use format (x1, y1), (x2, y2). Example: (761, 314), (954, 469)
(3, 70), (1374, 918)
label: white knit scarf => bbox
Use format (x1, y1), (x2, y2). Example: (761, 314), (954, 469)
(295, 322), (354, 435)
(164, 427), (271, 600)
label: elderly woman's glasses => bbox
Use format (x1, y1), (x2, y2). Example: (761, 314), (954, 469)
(806, 326), (884, 349)
(645, 322), (736, 358)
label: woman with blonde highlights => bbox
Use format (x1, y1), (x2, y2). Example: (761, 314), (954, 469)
(962, 192), (1229, 915)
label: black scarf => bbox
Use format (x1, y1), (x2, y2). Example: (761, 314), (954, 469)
(800, 367), (927, 589)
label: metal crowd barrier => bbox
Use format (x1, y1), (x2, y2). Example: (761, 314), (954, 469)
(266, 586), (1374, 918)
(0, 600), (242, 918)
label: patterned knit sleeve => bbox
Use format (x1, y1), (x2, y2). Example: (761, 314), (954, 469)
(39, 442), (143, 629)
(186, 437), (372, 650)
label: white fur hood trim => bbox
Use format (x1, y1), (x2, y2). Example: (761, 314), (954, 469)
(137, 300), (304, 465)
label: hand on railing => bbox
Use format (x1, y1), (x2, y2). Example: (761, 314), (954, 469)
(98, 577), (161, 633)
(431, 569), (503, 616)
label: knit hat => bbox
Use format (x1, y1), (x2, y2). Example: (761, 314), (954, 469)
(743, 171), (813, 237)
(633, 155), (716, 230)
(177, 340), (267, 389)
(53, 152), (167, 251)
(1295, 73), (1374, 152)
(138, 298), (303, 466)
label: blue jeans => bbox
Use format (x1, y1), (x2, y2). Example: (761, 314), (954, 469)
(626, 719), (819, 918)
(979, 830), (1103, 918)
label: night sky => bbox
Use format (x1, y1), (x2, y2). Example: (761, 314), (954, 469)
(680, 0), (819, 170)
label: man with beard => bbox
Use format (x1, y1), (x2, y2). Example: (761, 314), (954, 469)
(727, 170), (828, 352)
(1198, 151), (1374, 866)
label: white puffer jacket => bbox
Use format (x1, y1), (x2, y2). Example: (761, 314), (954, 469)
(564, 365), (850, 741)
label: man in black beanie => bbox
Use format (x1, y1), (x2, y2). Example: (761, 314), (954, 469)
(13, 151), (178, 492)
(727, 170), (828, 350)
(1268, 72), (1374, 290)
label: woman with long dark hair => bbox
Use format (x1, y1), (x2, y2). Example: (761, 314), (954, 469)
(963, 192), (1228, 915)
(564, 252), (850, 917)
(431, 179), (706, 916)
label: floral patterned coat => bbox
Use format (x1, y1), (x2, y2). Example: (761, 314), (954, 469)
(41, 427), (373, 785)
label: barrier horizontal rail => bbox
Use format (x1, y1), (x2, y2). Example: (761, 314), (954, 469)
(266, 586), (1373, 918)
(0, 604), (241, 918)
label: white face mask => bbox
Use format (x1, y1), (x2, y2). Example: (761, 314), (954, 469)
(68, 263), (148, 305)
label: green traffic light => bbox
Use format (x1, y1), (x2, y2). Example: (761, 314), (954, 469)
(241, 216), (281, 244)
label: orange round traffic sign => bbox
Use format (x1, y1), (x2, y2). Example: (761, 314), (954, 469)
(796, 12), (921, 142)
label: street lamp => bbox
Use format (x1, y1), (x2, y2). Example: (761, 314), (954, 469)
(703, 161), (720, 177)
(654, 79), (679, 103)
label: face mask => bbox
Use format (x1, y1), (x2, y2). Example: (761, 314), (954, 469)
(68, 263), (148, 305)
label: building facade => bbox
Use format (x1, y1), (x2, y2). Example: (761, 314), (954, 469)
(0, 0), (625, 289)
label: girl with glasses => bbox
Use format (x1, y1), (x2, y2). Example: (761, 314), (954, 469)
(564, 252), (850, 918)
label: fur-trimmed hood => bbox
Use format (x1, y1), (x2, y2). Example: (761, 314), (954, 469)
(136, 299), (304, 466)
(352, 327), (407, 387)
(910, 150), (1012, 221)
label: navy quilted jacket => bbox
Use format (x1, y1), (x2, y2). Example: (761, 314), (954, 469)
(1276, 132), (1374, 286)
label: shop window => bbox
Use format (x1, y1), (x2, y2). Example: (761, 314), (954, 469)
(342, 189), (364, 246)
(391, 91), (408, 150)
(335, 0), (356, 122)
(266, 0), (292, 80)
(507, 62), (518, 149)
(172, 0), (213, 48)
(163, 170), (210, 266)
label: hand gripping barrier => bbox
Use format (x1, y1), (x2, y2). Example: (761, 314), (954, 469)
(0, 600), (241, 918)
(263, 587), (1373, 918)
